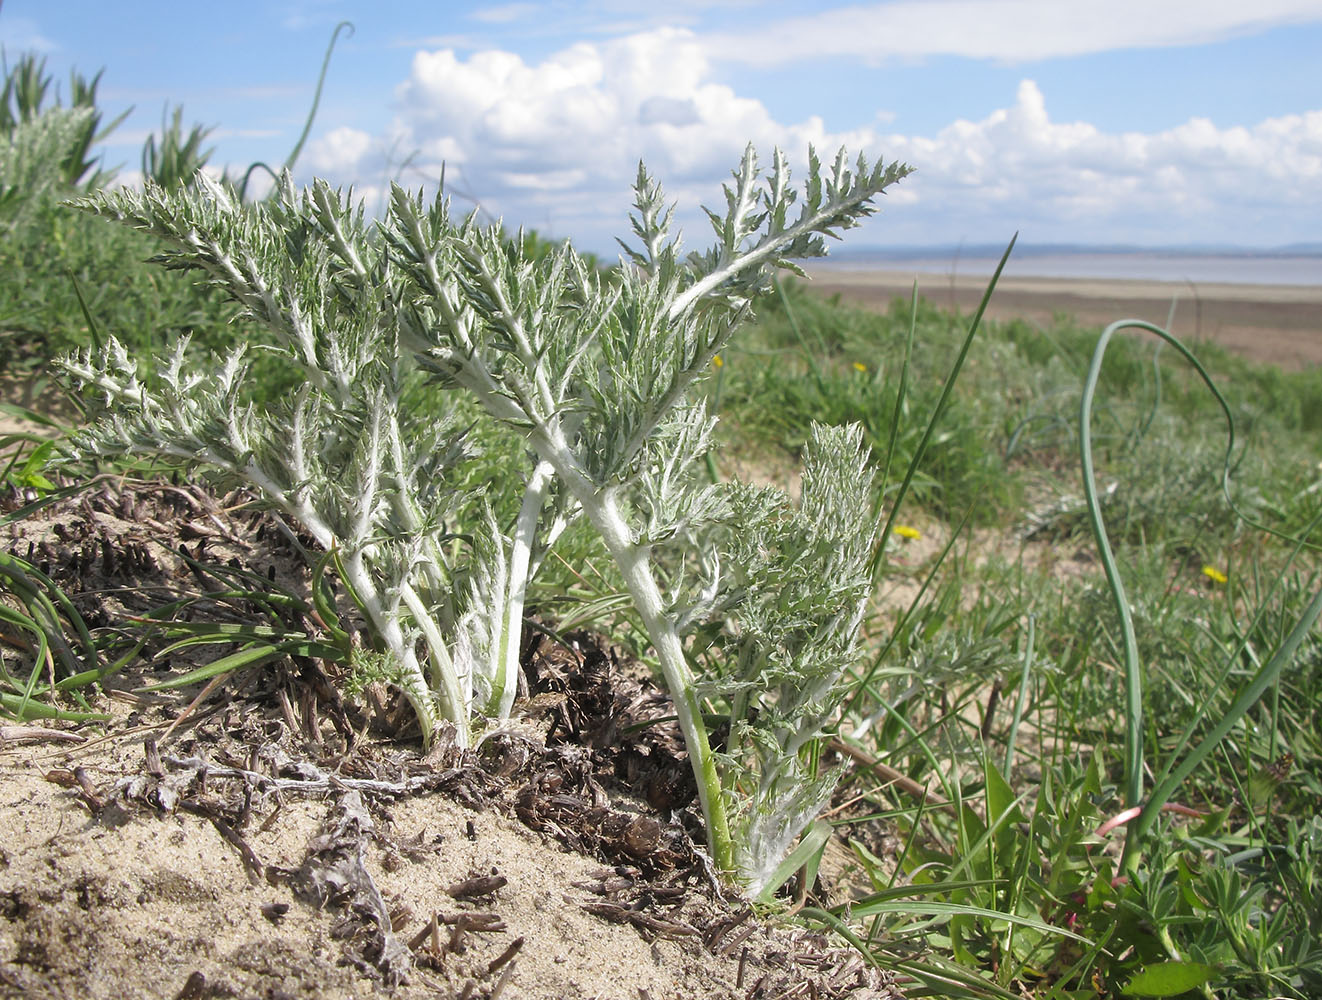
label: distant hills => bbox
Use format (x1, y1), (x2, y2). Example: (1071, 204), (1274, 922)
(832, 242), (1322, 261)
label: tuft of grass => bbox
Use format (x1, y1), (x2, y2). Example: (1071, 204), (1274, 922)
(720, 281), (1322, 998)
(716, 278), (1022, 523)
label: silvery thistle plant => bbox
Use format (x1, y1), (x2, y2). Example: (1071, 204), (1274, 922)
(383, 145), (909, 890)
(57, 172), (560, 747)
(58, 144), (912, 891)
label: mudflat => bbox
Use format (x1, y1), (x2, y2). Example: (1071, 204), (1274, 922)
(802, 267), (1322, 370)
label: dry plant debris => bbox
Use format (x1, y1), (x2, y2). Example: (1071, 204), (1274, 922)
(2, 480), (903, 1000)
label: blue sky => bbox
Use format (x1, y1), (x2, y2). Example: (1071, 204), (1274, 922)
(3, 1), (1321, 255)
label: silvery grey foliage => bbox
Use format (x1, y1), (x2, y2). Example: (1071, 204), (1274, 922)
(58, 144), (911, 893)
(59, 172), (539, 746)
(383, 144), (907, 890)
(698, 423), (877, 893)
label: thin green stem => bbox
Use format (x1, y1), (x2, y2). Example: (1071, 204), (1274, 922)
(1004, 615), (1035, 776)
(868, 234), (1016, 583)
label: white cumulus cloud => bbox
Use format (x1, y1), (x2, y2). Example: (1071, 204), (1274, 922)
(307, 28), (885, 245)
(300, 30), (1322, 250)
(307, 125), (375, 175)
(875, 80), (1322, 243)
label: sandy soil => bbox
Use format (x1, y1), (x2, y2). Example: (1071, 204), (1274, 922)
(802, 266), (1322, 371)
(0, 481), (899, 1000)
(1, 726), (893, 1000)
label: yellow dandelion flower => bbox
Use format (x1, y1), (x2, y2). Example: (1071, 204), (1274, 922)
(852, 361), (867, 373)
(895, 525), (921, 540)
(1202, 565), (1228, 584)
(713, 355), (724, 369)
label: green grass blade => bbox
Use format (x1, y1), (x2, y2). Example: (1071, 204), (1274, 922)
(842, 879), (1002, 909)
(137, 643), (287, 692)
(754, 819), (833, 903)
(876, 283), (918, 515)
(66, 265), (105, 354)
(868, 233), (1017, 583)
(1003, 614), (1035, 775)
(835, 899), (1088, 943)
(55, 636), (148, 690)
(0, 550), (98, 679)
(0, 692), (109, 722)
(803, 907), (1037, 1000)
(1127, 579), (1322, 864)
(846, 501), (975, 716)
(279, 20), (352, 174)
(0, 477), (99, 525)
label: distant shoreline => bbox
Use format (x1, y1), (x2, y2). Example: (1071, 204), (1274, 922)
(800, 266), (1322, 370)
(811, 252), (1322, 287)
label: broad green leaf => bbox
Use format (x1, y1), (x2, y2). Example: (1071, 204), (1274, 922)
(1123, 960), (1216, 996)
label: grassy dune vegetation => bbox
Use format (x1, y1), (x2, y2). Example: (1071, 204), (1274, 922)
(3, 50), (1320, 999)
(710, 283), (1322, 997)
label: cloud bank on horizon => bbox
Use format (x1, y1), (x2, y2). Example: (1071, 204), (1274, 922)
(6, 0), (1321, 253)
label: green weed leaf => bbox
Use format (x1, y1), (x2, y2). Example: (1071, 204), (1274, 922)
(1122, 960), (1217, 996)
